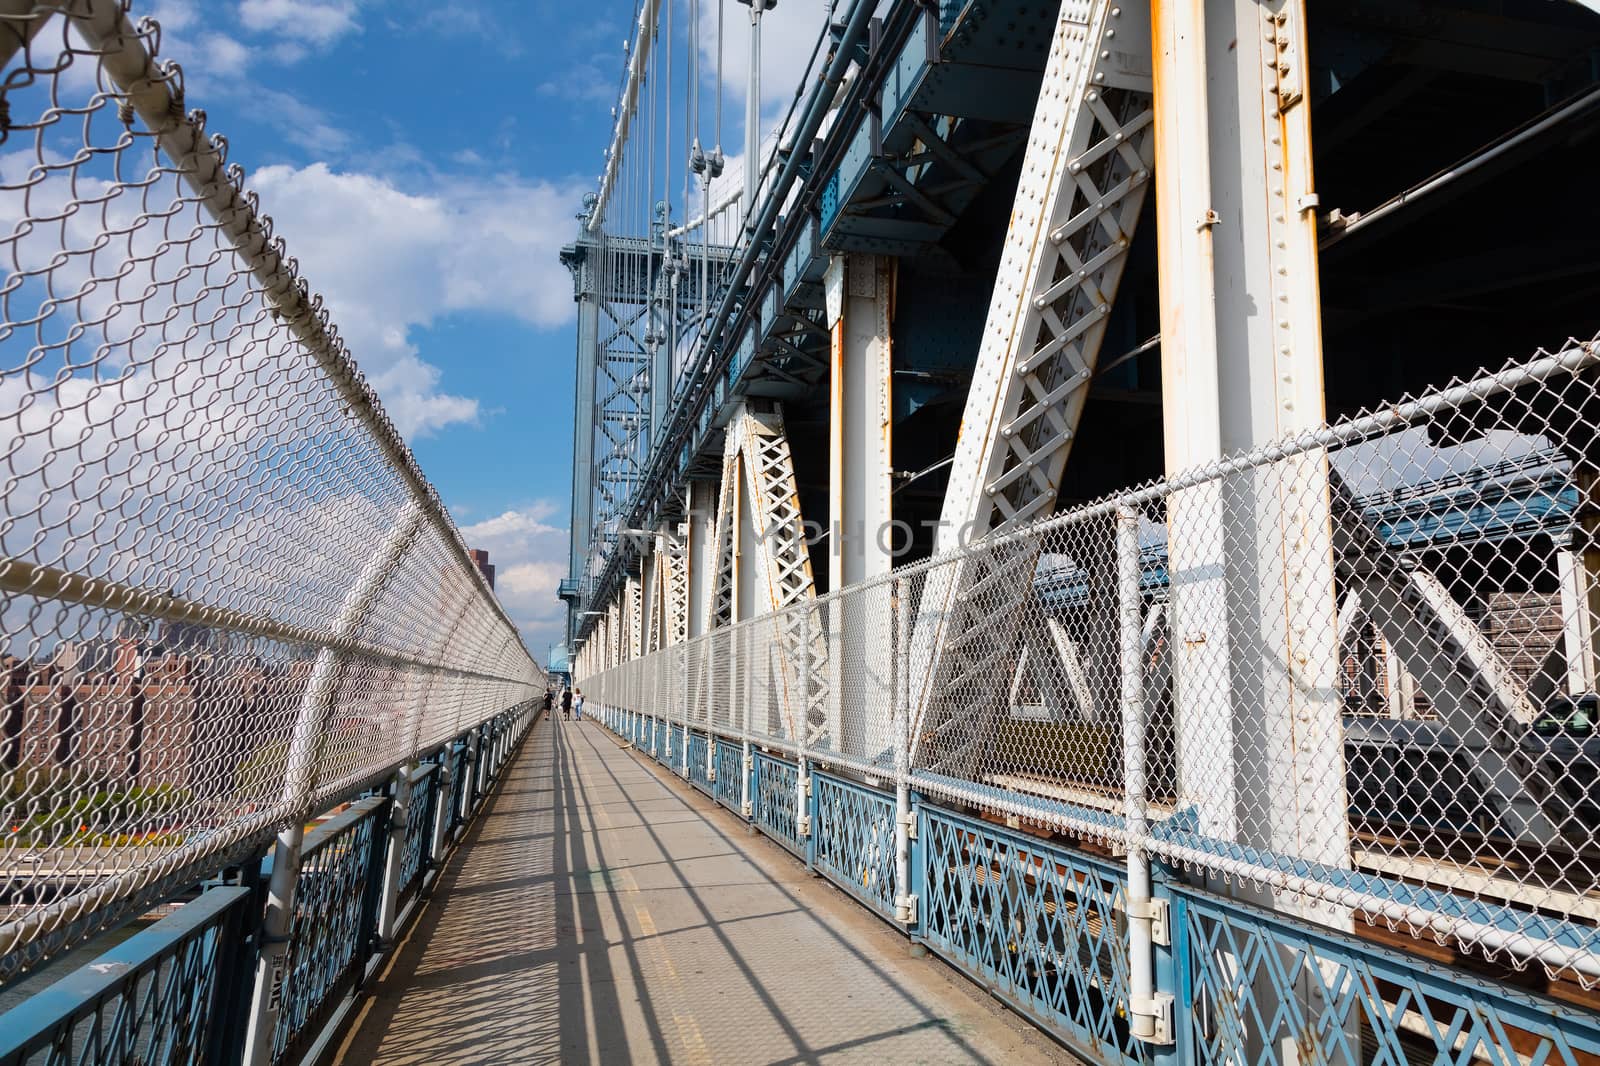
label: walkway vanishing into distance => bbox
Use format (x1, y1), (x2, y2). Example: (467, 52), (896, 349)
(334, 716), (1070, 1066)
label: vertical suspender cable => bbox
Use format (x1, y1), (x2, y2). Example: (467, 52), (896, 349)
(664, 0), (673, 232)
(716, 0), (724, 155)
(743, 1), (764, 227)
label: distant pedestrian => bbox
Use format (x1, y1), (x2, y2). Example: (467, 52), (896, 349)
(561, 688), (573, 720)
(573, 689), (585, 721)
(540, 690), (553, 715)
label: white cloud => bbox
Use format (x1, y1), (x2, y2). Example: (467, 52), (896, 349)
(198, 31), (253, 76)
(147, 0), (202, 32)
(239, 0), (363, 49)
(696, 1), (831, 131)
(460, 506), (570, 656)
(246, 162), (585, 437)
(250, 88), (350, 153)
(414, 2), (524, 59)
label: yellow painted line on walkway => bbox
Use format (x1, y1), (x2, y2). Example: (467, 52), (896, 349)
(572, 726), (712, 1065)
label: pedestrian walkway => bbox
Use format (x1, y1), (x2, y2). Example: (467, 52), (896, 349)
(335, 715), (1071, 1065)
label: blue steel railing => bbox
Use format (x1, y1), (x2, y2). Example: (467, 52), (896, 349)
(397, 763), (440, 910)
(595, 708), (1600, 1066)
(812, 772), (897, 920)
(0, 702), (539, 1066)
(751, 752), (802, 857)
(919, 803), (1146, 1066)
(272, 797), (387, 1065)
(0, 886), (255, 1066)
(687, 732), (711, 792)
(1172, 885), (1600, 1066)
(713, 739), (743, 811)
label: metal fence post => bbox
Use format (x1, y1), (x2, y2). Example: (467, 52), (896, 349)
(706, 722), (716, 784)
(239, 501), (423, 1066)
(1119, 504), (1173, 1045)
(741, 626), (754, 818)
(714, 627), (732, 784)
(448, 739), (467, 835)
(796, 609), (812, 845)
(681, 643), (693, 779)
(467, 728), (484, 813)
(484, 722), (497, 782)
(376, 763), (414, 944)
(681, 630), (694, 771)
(892, 577), (916, 927)
(430, 750), (454, 869)
(207, 854), (269, 1066)
(357, 792), (394, 977)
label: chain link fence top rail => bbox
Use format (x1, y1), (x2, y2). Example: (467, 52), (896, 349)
(0, 3), (542, 979)
(582, 332), (1600, 986)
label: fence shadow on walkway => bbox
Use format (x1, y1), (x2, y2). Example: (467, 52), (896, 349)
(339, 717), (1046, 1065)
(556, 722), (1006, 1066)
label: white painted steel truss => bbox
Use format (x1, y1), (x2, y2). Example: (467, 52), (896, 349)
(911, 0), (1153, 767)
(708, 406), (829, 741)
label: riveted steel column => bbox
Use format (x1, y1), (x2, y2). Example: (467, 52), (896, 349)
(825, 253), (895, 757)
(687, 481), (718, 639)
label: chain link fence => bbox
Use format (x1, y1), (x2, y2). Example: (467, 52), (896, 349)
(0, 2), (541, 978)
(582, 333), (1600, 986)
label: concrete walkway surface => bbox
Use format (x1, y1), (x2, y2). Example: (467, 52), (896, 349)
(334, 715), (1072, 1065)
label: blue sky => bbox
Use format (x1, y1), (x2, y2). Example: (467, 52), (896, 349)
(146, 0), (831, 662)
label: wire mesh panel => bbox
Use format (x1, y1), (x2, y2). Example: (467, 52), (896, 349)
(0, 5), (540, 977)
(581, 335), (1600, 985)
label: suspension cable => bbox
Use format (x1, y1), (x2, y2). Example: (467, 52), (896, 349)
(715, 0), (724, 154)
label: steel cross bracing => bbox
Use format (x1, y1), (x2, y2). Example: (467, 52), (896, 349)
(910, 0), (1154, 768)
(645, 549), (663, 654)
(666, 521), (690, 647)
(596, 308), (650, 511)
(1328, 473), (1573, 843)
(626, 574), (644, 663)
(708, 406), (829, 740)
(708, 450), (740, 632)
(827, 109), (1031, 257)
